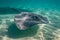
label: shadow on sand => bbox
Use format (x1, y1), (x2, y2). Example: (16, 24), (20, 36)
(7, 22), (39, 38)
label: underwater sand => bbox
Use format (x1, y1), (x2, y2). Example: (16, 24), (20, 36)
(0, 0), (60, 40)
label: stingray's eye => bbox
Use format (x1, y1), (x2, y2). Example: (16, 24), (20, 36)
(22, 14), (26, 16)
(32, 16), (38, 20)
(22, 13), (27, 17)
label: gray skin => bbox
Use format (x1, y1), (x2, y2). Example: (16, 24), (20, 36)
(14, 12), (48, 30)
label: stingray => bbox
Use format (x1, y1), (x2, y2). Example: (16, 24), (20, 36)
(14, 12), (49, 30)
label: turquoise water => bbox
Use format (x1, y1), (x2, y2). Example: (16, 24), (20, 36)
(0, 0), (60, 40)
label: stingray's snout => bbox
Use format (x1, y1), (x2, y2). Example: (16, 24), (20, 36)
(31, 14), (49, 24)
(38, 16), (49, 24)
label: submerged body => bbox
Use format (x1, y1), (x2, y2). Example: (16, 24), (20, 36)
(14, 12), (49, 30)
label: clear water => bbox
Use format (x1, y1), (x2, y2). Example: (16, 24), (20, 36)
(0, 0), (60, 40)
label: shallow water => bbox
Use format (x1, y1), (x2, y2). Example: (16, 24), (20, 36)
(0, 0), (60, 40)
